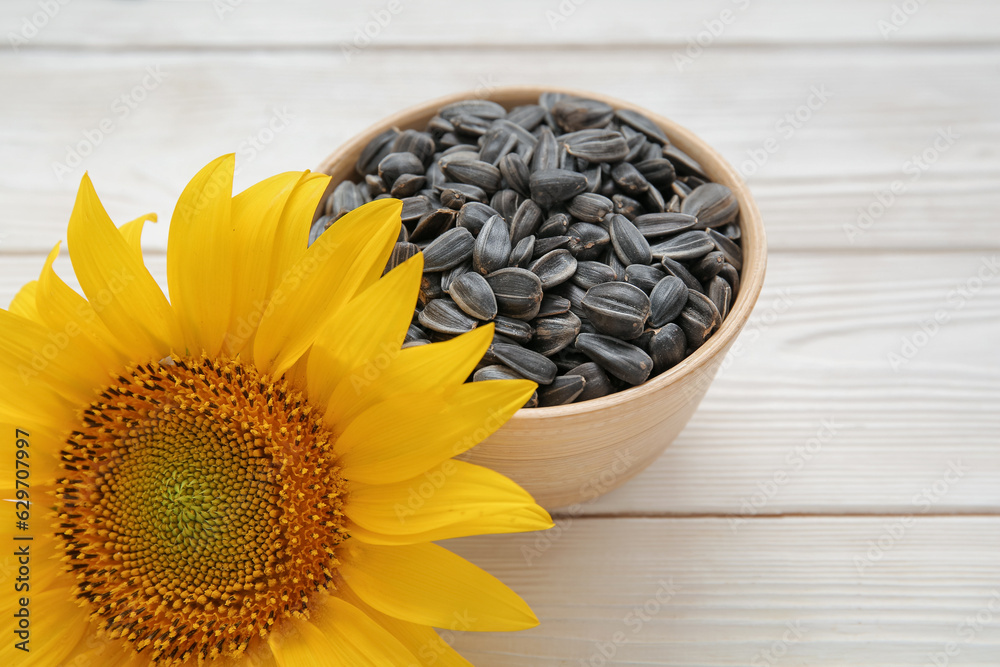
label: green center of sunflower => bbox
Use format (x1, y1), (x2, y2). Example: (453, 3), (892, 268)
(55, 356), (348, 665)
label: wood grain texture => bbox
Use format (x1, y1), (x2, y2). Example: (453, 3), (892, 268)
(445, 517), (1000, 666)
(0, 48), (997, 252)
(2, 0), (999, 48)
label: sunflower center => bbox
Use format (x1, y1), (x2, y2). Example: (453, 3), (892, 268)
(55, 356), (347, 664)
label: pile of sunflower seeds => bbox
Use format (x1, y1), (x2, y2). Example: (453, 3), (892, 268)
(311, 93), (742, 407)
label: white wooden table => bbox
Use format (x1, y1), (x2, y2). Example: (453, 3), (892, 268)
(2, 2), (998, 664)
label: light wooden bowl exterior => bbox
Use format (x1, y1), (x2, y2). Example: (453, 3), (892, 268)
(317, 87), (767, 509)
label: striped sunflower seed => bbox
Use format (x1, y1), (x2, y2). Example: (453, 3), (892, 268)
(567, 193), (614, 223)
(506, 104), (546, 130)
(718, 262), (740, 298)
(442, 159), (502, 193)
(566, 222), (610, 261)
(538, 212), (571, 238)
(681, 183), (738, 228)
(391, 173), (426, 199)
(609, 214), (653, 266)
(491, 343), (557, 385)
(573, 261), (618, 290)
(531, 312), (582, 357)
(575, 333), (653, 385)
(508, 235), (536, 269)
(538, 374), (587, 407)
(486, 267), (544, 320)
(392, 129), (435, 164)
(537, 293), (572, 318)
(439, 99), (507, 121)
(377, 152), (424, 186)
(691, 250), (725, 282)
(448, 271), (498, 321)
(419, 272), (443, 306)
(422, 227), (474, 271)
(480, 126), (519, 165)
(624, 263), (665, 294)
(473, 215), (511, 275)
(401, 195), (432, 225)
(646, 323), (686, 372)
(551, 97), (614, 132)
(615, 108), (670, 145)
(493, 316), (534, 345)
(612, 194), (644, 221)
(651, 230), (715, 262)
(355, 128), (398, 176)
(499, 153), (531, 197)
(384, 242), (420, 275)
(677, 291), (722, 350)
(707, 275), (732, 320)
(529, 169), (588, 208)
(531, 126), (559, 172)
(532, 235), (571, 257)
(648, 276), (689, 327)
(564, 131), (630, 163)
(418, 298), (478, 335)
(473, 365), (525, 382)
(567, 362), (613, 402)
(633, 212), (700, 238)
(510, 199), (544, 245)
(410, 208), (456, 242)
(490, 189), (522, 222)
(441, 259), (471, 293)
(456, 202), (499, 235)
(581, 281), (651, 340)
(611, 162), (650, 196)
(707, 228), (743, 271)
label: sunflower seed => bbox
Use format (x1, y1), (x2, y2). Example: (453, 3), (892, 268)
(604, 246), (628, 279)
(365, 174), (388, 197)
(537, 293), (572, 318)
(508, 235), (535, 269)
(538, 374), (587, 406)
(651, 230), (715, 262)
(529, 249), (578, 289)
(356, 128), (399, 176)
(573, 260), (618, 290)
(707, 275), (732, 320)
(667, 193), (682, 213)
(439, 99), (507, 121)
(611, 162), (650, 196)
(510, 199), (544, 245)
(624, 264), (665, 294)
(391, 173), (426, 199)
(564, 131), (630, 163)
(378, 152), (425, 186)
(491, 343), (557, 385)
(660, 256), (705, 294)
(538, 212), (571, 238)
(581, 281), (651, 340)
(562, 363), (609, 401)
(646, 323), (686, 372)
(441, 159), (502, 193)
(441, 259), (471, 293)
(609, 214), (653, 266)
(402, 339), (430, 349)
(707, 229), (743, 271)
(328, 180), (364, 218)
(531, 311), (582, 357)
(438, 182), (487, 206)
(662, 144), (707, 179)
(486, 268), (544, 320)
(552, 97), (614, 132)
(612, 194), (644, 221)
(633, 212), (700, 238)
(473, 215), (511, 275)
(308, 214), (333, 245)
(453, 114), (492, 137)
(532, 235), (571, 257)
(648, 276), (689, 327)
(643, 183), (667, 213)
(677, 291), (722, 350)
(506, 104), (546, 130)
(410, 208), (456, 242)
(531, 126), (559, 172)
(718, 262), (740, 298)
(623, 129), (650, 164)
(633, 158), (676, 190)
(490, 189), (522, 221)
(490, 119), (539, 152)
(672, 180), (692, 199)
(419, 273), (443, 306)
(392, 129), (435, 164)
(448, 271), (498, 321)
(480, 127), (519, 165)
(499, 153), (531, 197)
(555, 281), (588, 318)
(615, 108), (670, 145)
(691, 250), (725, 282)
(584, 165), (602, 193)
(456, 202), (498, 235)
(681, 183), (738, 228)
(419, 298), (477, 335)
(566, 222), (610, 261)
(575, 333), (653, 385)
(384, 242), (420, 275)
(567, 193), (614, 223)
(473, 364), (525, 382)
(529, 169), (588, 208)
(493, 316), (534, 344)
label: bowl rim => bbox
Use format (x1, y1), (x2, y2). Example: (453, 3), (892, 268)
(316, 85), (767, 419)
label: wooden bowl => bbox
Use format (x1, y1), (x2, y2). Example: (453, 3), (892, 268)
(316, 87), (766, 509)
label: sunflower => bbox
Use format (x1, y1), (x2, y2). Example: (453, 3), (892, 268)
(0, 155), (552, 667)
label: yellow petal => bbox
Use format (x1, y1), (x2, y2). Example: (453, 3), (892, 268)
(325, 323), (494, 432)
(346, 460), (550, 539)
(118, 212), (157, 256)
(307, 253), (423, 408)
(337, 379), (535, 484)
(8, 280), (40, 323)
(36, 242), (125, 368)
(347, 504), (553, 545)
(268, 172), (330, 297)
(67, 173), (182, 361)
(338, 585), (473, 667)
(269, 597), (416, 667)
(253, 199), (400, 377)
(0, 588), (90, 667)
(225, 172), (303, 358)
(168, 155), (235, 357)
(0, 420), (62, 494)
(0, 309), (102, 409)
(340, 541), (539, 631)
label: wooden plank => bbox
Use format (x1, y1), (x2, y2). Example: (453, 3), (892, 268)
(445, 517), (1000, 666)
(2, 0), (1000, 48)
(2, 251), (997, 515)
(0, 48), (997, 253)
